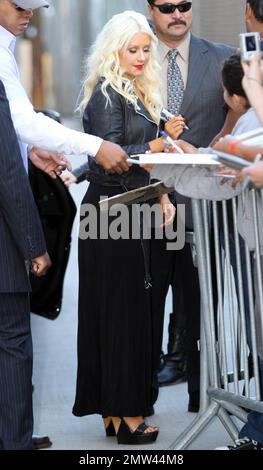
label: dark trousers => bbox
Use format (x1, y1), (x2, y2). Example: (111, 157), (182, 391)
(0, 293), (34, 450)
(151, 238), (200, 397)
(180, 243), (200, 394)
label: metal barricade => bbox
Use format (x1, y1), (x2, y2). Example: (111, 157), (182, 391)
(169, 189), (263, 449)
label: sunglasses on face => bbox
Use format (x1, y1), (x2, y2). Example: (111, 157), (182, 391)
(151, 2), (192, 14)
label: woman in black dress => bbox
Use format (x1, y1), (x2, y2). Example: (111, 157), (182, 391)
(72, 10), (185, 445)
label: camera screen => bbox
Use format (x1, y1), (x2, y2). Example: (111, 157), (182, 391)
(246, 36), (256, 51)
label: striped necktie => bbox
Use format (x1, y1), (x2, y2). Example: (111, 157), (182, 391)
(167, 49), (184, 116)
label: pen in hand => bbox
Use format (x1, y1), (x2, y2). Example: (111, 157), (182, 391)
(160, 130), (184, 154)
(161, 108), (190, 130)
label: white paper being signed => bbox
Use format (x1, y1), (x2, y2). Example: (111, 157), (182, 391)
(133, 153), (220, 166)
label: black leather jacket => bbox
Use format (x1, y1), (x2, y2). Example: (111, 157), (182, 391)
(83, 82), (159, 189)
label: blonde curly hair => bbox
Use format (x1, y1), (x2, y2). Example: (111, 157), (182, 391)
(78, 10), (162, 124)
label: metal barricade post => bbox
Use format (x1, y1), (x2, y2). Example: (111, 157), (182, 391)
(169, 191), (263, 450)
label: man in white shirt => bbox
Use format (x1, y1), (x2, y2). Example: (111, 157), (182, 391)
(0, 0), (130, 175)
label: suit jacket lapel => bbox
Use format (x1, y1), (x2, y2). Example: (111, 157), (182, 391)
(180, 34), (209, 117)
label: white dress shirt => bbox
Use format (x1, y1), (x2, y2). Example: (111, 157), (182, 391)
(0, 25), (102, 162)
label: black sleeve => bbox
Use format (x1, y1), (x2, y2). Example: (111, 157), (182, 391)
(72, 162), (90, 183)
(83, 86), (151, 156)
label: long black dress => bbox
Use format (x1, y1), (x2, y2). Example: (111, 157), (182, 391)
(72, 83), (159, 418)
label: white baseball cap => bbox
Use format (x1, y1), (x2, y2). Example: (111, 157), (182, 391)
(12, 0), (50, 10)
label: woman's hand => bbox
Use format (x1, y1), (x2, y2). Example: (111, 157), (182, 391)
(165, 116), (185, 140)
(159, 194), (176, 228)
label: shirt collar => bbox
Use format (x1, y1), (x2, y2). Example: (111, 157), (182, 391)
(158, 32), (191, 63)
(0, 25), (16, 53)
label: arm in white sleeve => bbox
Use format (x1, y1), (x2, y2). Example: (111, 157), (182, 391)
(0, 51), (102, 157)
(11, 100), (102, 156)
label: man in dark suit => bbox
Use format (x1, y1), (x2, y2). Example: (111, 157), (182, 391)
(147, 0), (234, 411)
(0, 80), (51, 450)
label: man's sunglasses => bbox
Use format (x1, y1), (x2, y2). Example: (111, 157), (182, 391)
(151, 2), (192, 14)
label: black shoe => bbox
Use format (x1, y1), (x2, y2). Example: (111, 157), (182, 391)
(32, 435), (52, 450)
(215, 437), (263, 450)
(158, 350), (165, 371)
(188, 391), (200, 413)
(103, 417), (116, 437)
(157, 360), (187, 386)
(112, 418), (159, 445)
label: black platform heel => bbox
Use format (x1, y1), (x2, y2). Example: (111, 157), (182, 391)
(102, 417), (116, 437)
(112, 417), (158, 445)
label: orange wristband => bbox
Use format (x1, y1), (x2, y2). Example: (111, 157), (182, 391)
(229, 140), (238, 155)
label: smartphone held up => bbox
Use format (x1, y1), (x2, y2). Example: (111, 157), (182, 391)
(240, 32), (261, 62)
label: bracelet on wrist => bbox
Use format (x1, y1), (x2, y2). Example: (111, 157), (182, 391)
(229, 140), (239, 155)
